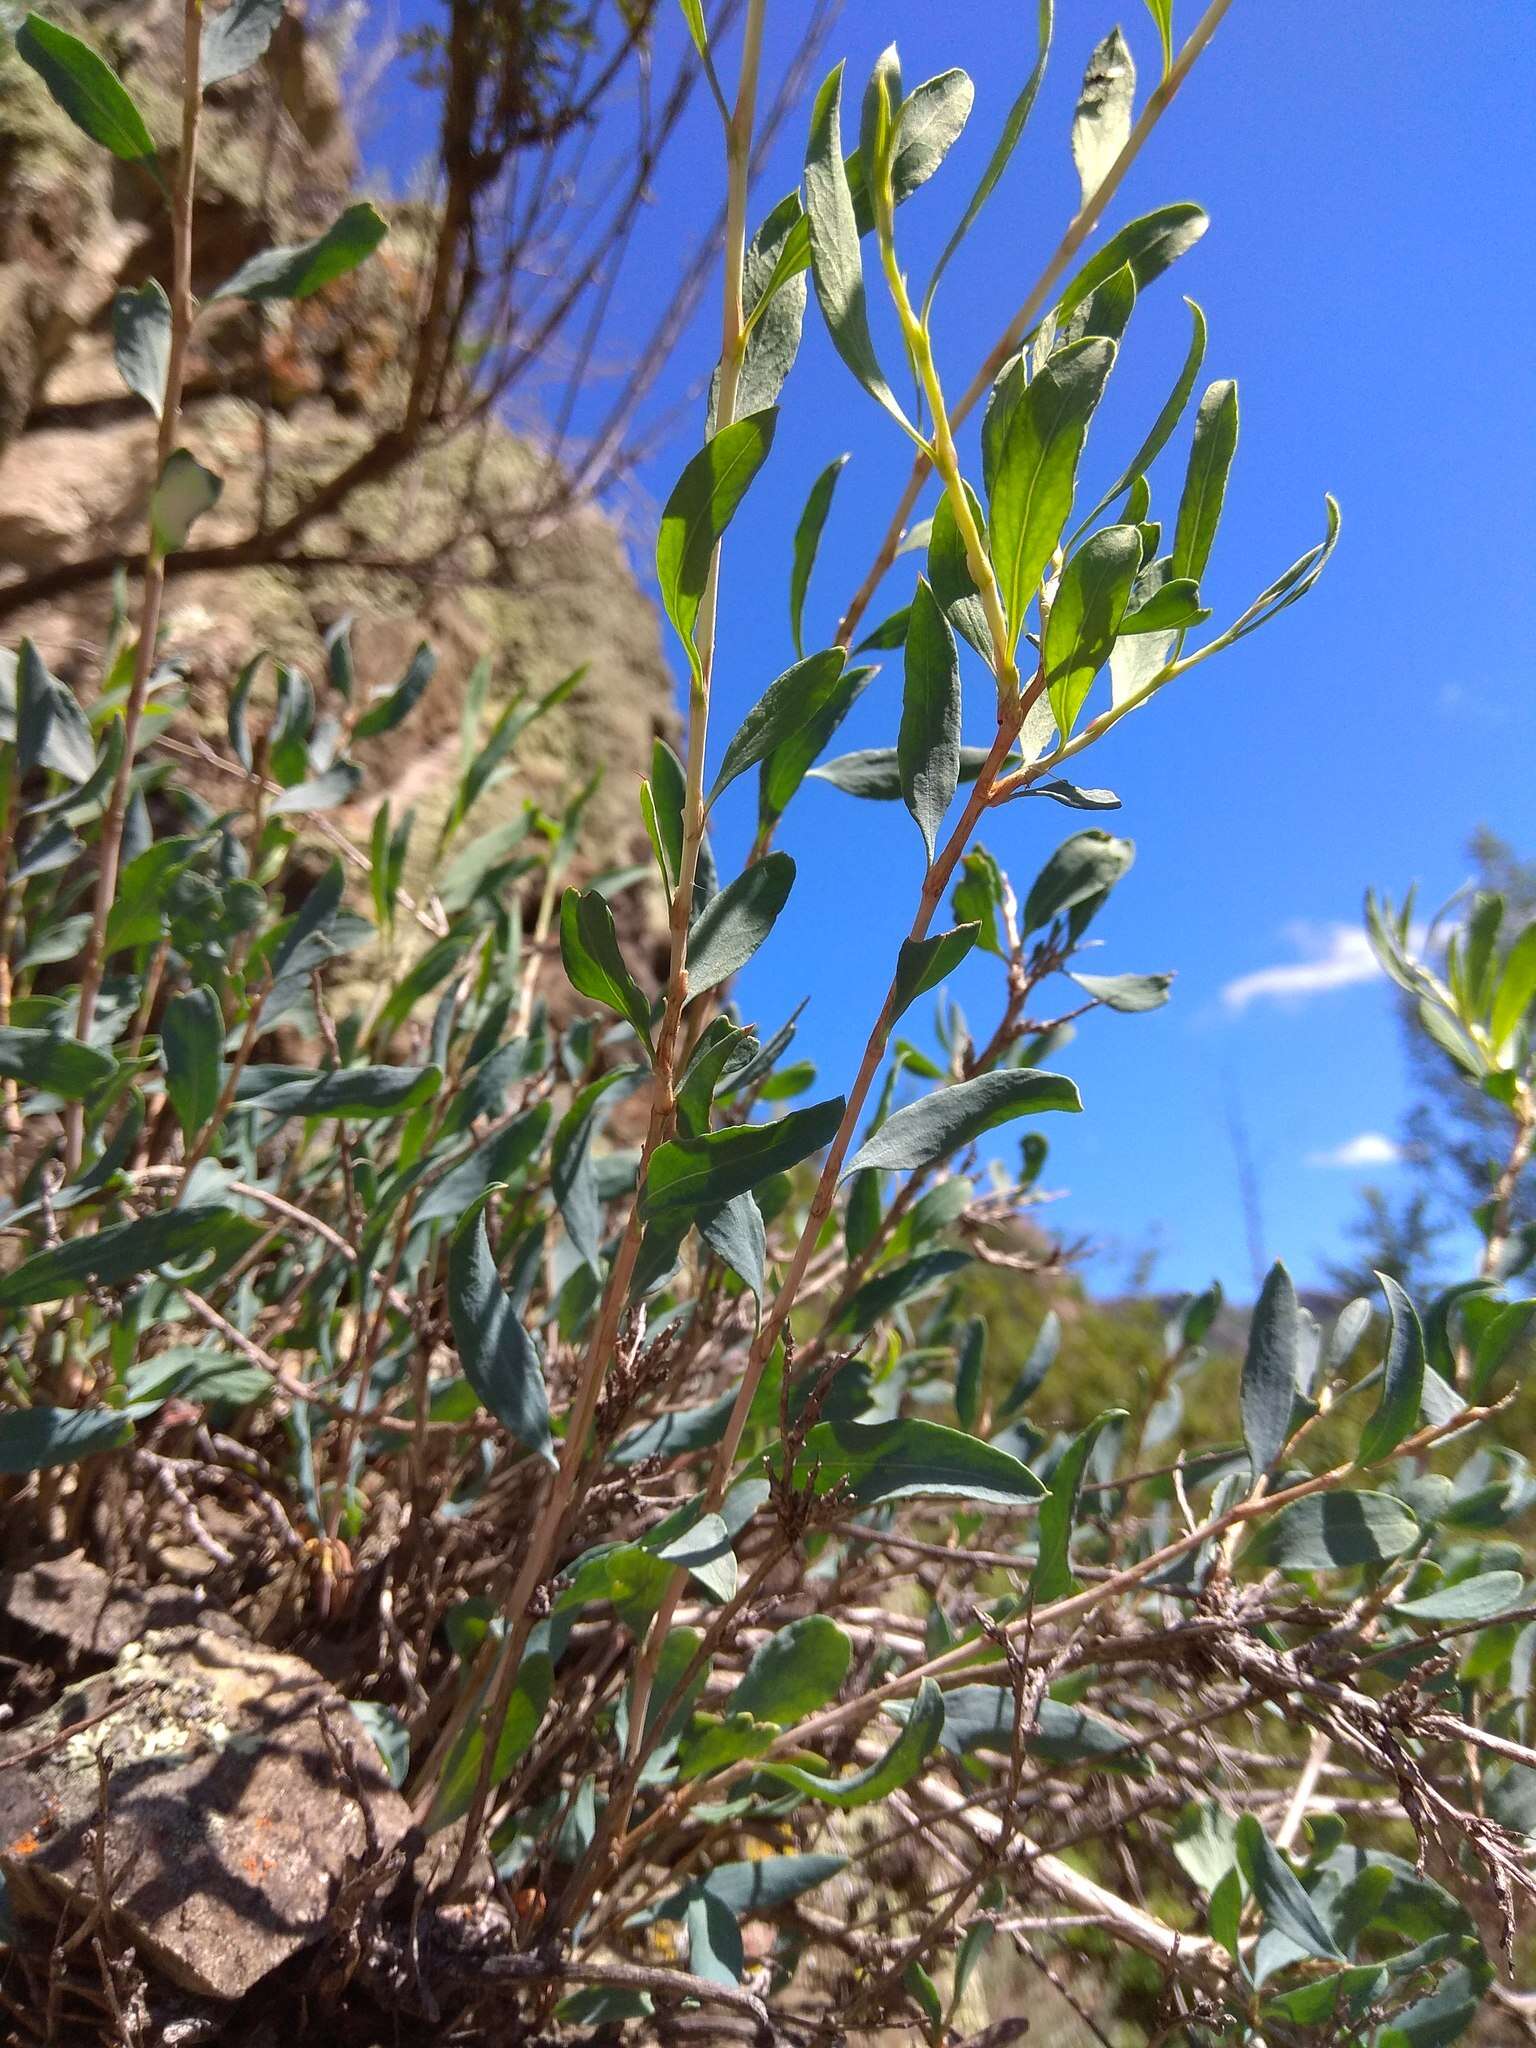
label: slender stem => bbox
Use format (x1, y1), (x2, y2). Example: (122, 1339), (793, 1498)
(68, 0), (206, 1173)
(834, 0), (1238, 653)
(1481, 1097), (1534, 1282)
(424, 0), (770, 1881)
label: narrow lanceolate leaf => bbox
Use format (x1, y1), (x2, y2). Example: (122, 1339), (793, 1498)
(927, 485), (992, 659)
(551, 1067), (636, 1270)
(1021, 828), (1133, 935)
(1056, 203), (1209, 321)
(811, 743), (1000, 802)
(1173, 380), (1239, 583)
(210, 201), (388, 301)
(150, 449), (222, 553)
(1033, 1410), (1125, 1601)
(989, 338), (1115, 653)
(1069, 969), (1172, 1012)
(16, 14), (161, 174)
(352, 641), (436, 740)
(893, 924), (981, 1019)
(1358, 1272), (1427, 1465)
(925, 0), (1051, 312)
(685, 853), (795, 999)
(1235, 1817), (1345, 1963)
(161, 984), (223, 1141)
(1043, 524), (1141, 737)
(846, 1069), (1081, 1177)
(656, 411), (778, 668)
(0, 1027), (114, 1101)
(1071, 29), (1135, 208)
(758, 664), (873, 826)
(643, 1097), (845, 1230)
(789, 455), (849, 657)
(1076, 298), (1207, 536)
(763, 1679), (945, 1808)
(712, 648), (846, 797)
(112, 281), (171, 417)
(899, 579), (961, 864)
(803, 64), (908, 429)
(240, 1065), (441, 1119)
(448, 1212), (554, 1463)
(560, 888), (654, 1053)
(201, 0), (285, 87)
(0, 1205), (259, 1309)
(1241, 1261), (1299, 1478)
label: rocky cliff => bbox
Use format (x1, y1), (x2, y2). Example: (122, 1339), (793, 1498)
(0, 0), (678, 960)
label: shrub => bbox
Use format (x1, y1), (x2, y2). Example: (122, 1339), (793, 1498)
(1, 4), (1533, 2042)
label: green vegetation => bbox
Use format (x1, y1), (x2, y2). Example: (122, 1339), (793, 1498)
(0, 4), (1532, 2044)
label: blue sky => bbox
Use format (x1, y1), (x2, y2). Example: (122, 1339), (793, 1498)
(362, 4), (1534, 1299)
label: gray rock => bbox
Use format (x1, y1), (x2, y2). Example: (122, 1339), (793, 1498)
(0, 1624), (410, 1999)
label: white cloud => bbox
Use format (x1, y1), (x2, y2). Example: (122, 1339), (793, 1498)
(1220, 922), (1382, 1013)
(1306, 1132), (1403, 1170)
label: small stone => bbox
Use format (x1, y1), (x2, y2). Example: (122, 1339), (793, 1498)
(0, 1624), (410, 1999)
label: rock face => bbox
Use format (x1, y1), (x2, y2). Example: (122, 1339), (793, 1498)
(0, 1618), (411, 2000)
(0, 1), (677, 962)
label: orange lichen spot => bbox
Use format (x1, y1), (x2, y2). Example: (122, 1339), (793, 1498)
(6, 1831), (42, 1856)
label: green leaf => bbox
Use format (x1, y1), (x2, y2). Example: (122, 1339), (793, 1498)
(15, 13), (160, 173)
(758, 665), (875, 825)
(0, 1203), (259, 1308)
(698, 1192), (766, 1300)
(1236, 1815), (1345, 1963)
(899, 578), (962, 865)
(1068, 969), (1173, 1012)
(1172, 379), (1239, 582)
(989, 337), (1116, 653)
(799, 1416), (1044, 1507)
(925, 0), (1051, 313)
(928, 483), (992, 659)
(1043, 524), (1141, 736)
(1359, 1273), (1427, 1465)
(448, 1211), (555, 1463)
(926, 1686), (1145, 1772)
(1021, 828), (1133, 935)
(16, 639), (95, 783)
(1071, 28), (1135, 208)
(1144, 0), (1175, 72)
(551, 1067), (636, 1269)
(713, 649), (847, 798)
(1033, 1410), (1124, 1601)
(686, 853), (795, 998)
(560, 888), (654, 1052)
(893, 924), (981, 1019)
(1056, 203), (1209, 322)
(846, 1069), (1080, 1177)
(1076, 297), (1208, 537)
(201, 0), (284, 87)
(650, 1855), (846, 1927)
(731, 1615), (851, 1725)
(1257, 1490), (1421, 1572)
(763, 1678), (944, 1808)
(803, 65), (908, 428)
(686, 1889), (742, 1985)
(955, 1317), (986, 1432)
(352, 641), (435, 741)
(0, 1027), (114, 1101)
(1398, 1569), (1524, 1623)
(810, 743), (1000, 801)
(267, 761), (362, 815)
(1242, 1261), (1299, 1478)
(111, 281), (171, 417)
(210, 201), (388, 301)
(240, 1065), (441, 1119)
(0, 1405), (138, 1475)
(150, 449), (222, 553)
(1467, 1297), (1536, 1400)
(677, 0), (708, 57)
(789, 456), (848, 657)
(726, 192), (808, 425)
(837, 1248), (970, 1334)
(656, 412), (778, 669)
(161, 984), (223, 1140)
(1490, 922), (1536, 1052)
(644, 1097), (844, 1231)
